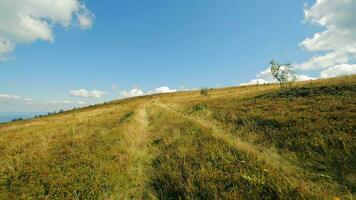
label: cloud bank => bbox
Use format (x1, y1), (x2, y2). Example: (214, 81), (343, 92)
(0, 94), (20, 100)
(45, 100), (85, 105)
(0, 93), (85, 107)
(243, 0), (356, 85)
(120, 86), (177, 98)
(120, 88), (145, 98)
(149, 86), (177, 94)
(320, 64), (356, 78)
(0, 93), (34, 103)
(70, 89), (106, 98)
(240, 67), (316, 86)
(0, 0), (94, 60)
(298, 0), (356, 73)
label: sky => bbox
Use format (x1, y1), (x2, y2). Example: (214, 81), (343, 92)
(0, 0), (356, 112)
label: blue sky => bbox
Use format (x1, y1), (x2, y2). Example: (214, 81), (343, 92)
(1, 0), (355, 112)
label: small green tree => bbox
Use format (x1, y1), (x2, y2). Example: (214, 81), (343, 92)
(270, 60), (296, 89)
(200, 87), (209, 96)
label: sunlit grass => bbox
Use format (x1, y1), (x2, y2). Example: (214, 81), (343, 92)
(0, 75), (355, 199)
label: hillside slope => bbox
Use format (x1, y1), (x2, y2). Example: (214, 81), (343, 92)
(0, 76), (355, 199)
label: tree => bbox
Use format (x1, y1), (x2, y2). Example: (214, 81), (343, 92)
(270, 60), (296, 89)
(200, 87), (209, 96)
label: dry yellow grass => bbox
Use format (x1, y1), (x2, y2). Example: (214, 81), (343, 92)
(0, 75), (355, 199)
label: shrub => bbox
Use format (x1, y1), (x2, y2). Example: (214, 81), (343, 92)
(11, 117), (23, 122)
(200, 87), (209, 96)
(191, 104), (207, 112)
(270, 60), (296, 89)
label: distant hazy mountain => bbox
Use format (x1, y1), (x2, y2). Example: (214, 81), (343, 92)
(0, 112), (46, 123)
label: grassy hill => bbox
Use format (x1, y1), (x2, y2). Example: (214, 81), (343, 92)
(0, 76), (355, 199)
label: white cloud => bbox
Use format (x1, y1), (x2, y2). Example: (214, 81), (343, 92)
(0, 37), (14, 61)
(70, 89), (106, 98)
(298, 51), (350, 70)
(0, 94), (20, 100)
(150, 86), (177, 94)
(120, 89), (144, 98)
(256, 68), (275, 83)
(0, 0), (94, 60)
(295, 74), (316, 81)
(320, 64), (356, 78)
(240, 79), (269, 86)
(0, 94), (34, 105)
(76, 7), (94, 29)
(119, 86), (177, 98)
(298, 0), (356, 71)
(244, 0), (356, 85)
(0, 93), (87, 107)
(87, 90), (106, 98)
(241, 67), (316, 86)
(236, 0), (356, 85)
(45, 100), (85, 105)
(240, 68), (274, 86)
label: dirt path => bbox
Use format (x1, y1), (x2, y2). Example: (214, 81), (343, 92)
(111, 103), (155, 199)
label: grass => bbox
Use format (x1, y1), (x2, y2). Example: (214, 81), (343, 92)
(207, 82), (355, 193)
(147, 104), (323, 199)
(0, 75), (355, 199)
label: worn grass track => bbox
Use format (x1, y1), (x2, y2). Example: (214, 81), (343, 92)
(110, 104), (155, 199)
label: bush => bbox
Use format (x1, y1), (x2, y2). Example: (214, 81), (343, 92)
(191, 104), (207, 112)
(11, 117), (23, 122)
(200, 87), (209, 96)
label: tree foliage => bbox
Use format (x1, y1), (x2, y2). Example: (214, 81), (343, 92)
(270, 60), (296, 89)
(200, 87), (209, 96)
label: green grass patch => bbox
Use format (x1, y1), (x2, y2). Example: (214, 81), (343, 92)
(257, 84), (356, 99)
(118, 111), (134, 123)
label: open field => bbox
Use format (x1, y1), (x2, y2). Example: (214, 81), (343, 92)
(0, 76), (355, 199)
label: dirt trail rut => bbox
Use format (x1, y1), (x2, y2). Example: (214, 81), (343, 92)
(112, 103), (154, 199)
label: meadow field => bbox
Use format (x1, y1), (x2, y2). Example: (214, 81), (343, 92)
(0, 76), (355, 199)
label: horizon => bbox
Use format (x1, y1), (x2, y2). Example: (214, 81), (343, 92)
(0, 74), (352, 123)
